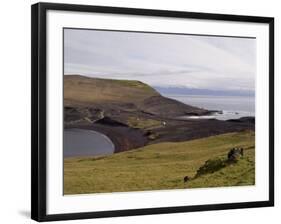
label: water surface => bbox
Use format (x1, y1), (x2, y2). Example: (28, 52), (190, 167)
(64, 129), (115, 158)
(164, 94), (255, 120)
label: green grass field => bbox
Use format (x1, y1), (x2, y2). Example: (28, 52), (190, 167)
(64, 131), (255, 195)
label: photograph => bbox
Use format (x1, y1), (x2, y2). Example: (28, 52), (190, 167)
(63, 28), (256, 195)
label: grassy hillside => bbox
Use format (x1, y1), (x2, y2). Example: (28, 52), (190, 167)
(64, 75), (160, 105)
(64, 75), (209, 118)
(64, 131), (255, 195)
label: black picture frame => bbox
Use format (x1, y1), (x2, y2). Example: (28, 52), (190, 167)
(31, 2), (274, 222)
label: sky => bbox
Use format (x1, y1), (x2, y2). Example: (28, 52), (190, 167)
(64, 28), (256, 93)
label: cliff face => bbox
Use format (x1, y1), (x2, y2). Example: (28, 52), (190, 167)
(64, 75), (209, 125)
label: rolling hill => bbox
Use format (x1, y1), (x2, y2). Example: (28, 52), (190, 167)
(64, 75), (255, 153)
(64, 131), (255, 194)
(64, 75), (210, 120)
(64, 75), (159, 104)
(63, 75), (255, 194)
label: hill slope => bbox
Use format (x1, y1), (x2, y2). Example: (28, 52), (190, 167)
(64, 75), (255, 153)
(64, 75), (160, 104)
(64, 131), (255, 194)
(64, 75), (209, 120)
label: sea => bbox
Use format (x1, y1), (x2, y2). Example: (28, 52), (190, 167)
(163, 94), (255, 121)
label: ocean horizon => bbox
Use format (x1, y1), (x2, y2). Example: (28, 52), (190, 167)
(163, 93), (255, 120)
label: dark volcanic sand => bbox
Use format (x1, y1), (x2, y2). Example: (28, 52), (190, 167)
(65, 116), (254, 153)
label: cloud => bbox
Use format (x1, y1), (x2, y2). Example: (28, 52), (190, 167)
(64, 29), (256, 91)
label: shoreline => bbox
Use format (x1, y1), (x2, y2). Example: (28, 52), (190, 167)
(65, 123), (148, 153)
(64, 128), (115, 158)
(65, 116), (255, 156)
(63, 75), (255, 157)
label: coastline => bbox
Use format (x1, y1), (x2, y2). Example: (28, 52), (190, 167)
(65, 116), (255, 155)
(63, 75), (255, 156)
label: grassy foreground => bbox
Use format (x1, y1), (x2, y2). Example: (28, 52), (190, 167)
(64, 131), (255, 195)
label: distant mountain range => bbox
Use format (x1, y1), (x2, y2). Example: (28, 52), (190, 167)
(153, 86), (255, 97)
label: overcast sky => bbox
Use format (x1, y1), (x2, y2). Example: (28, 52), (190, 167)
(64, 29), (256, 92)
